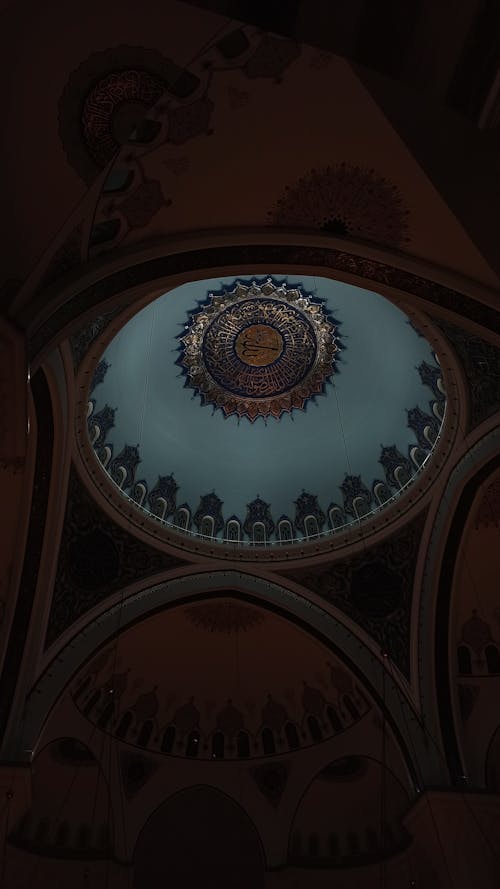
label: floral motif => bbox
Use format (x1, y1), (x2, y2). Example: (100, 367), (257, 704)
(379, 445), (413, 488)
(59, 47), (175, 181)
(108, 444), (141, 488)
(294, 492), (326, 534)
(147, 474), (178, 519)
(269, 163), (410, 249)
(193, 492), (224, 535)
(340, 475), (373, 519)
(184, 601), (265, 634)
(90, 359), (110, 393)
(244, 497), (275, 539)
(437, 321), (500, 429)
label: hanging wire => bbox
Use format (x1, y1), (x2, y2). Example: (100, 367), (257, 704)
(0, 792), (11, 889)
(379, 654), (387, 889)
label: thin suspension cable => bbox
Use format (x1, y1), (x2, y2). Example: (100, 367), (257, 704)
(0, 794), (11, 889)
(379, 656), (387, 889)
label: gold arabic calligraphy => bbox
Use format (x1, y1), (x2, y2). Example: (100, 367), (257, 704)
(235, 324), (283, 366)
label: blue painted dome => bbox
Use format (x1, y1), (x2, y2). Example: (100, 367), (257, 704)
(87, 275), (446, 546)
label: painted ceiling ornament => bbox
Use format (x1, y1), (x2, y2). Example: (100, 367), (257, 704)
(178, 278), (340, 421)
(269, 162), (410, 249)
(184, 601), (265, 634)
(59, 47), (174, 181)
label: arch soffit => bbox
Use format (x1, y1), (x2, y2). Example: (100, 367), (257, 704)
(419, 425), (500, 781)
(16, 570), (446, 786)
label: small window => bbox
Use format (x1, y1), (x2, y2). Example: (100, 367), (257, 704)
(285, 722), (300, 750)
(151, 496), (168, 521)
(409, 446), (426, 469)
(186, 730), (200, 757)
(212, 731), (225, 759)
(278, 519), (293, 543)
(73, 675), (91, 702)
(237, 731), (250, 758)
(328, 833), (339, 859)
(353, 496), (370, 520)
(329, 507), (345, 530)
(262, 727), (275, 755)
(137, 720), (153, 747)
(486, 644), (500, 674)
(83, 690), (100, 717)
(161, 725), (176, 753)
(347, 832), (359, 855)
(131, 482), (147, 507)
(200, 515), (215, 538)
(307, 715), (322, 742)
(226, 519), (241, 542)
(343, 695), (360, 721)
(116, 711), (133, 740)
(34, 817), (49, 844)
(76, 824), (90, 849)
(55, 821), (70, 847)
(304, 515), (319, 538)
(308, 833), (319, 857)
(394, 465), (410, 488)
(252, 521), (266, 545)
(175, 507), (190, 530)
(457, 645), (472, 675)
(97, 701), (114, 730)
(290, 830), (301, 857)
(366, 827), (378, 852)
(327, 705), (342, 732)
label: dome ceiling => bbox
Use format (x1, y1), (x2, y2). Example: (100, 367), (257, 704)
(87, 274), (446, 545)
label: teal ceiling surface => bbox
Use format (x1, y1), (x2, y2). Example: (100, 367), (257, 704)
(88, 276), (445, 544)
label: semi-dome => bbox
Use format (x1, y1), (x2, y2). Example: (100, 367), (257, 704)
(86, 274), (446, 547)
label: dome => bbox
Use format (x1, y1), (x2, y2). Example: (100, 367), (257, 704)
(86, 274), (446, 548)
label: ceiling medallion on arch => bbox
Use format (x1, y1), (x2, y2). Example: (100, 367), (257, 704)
(179, 279), (340, 421)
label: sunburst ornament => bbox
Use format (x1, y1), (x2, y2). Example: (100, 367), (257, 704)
(178, 278), (340, 421)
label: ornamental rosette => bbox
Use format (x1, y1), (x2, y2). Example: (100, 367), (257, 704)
(178, 278), (340, 421)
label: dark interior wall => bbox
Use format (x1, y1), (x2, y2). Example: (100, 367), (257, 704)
(355, 64), (500, 283)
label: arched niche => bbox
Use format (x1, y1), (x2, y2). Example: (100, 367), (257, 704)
(9, 572), (438, 785)
(449, 464), (500, 787)
(10, 738), (111, 858)
(421, 433), (500, 787)
(133, 785), (265, 889)
(289, 756), (411, 868)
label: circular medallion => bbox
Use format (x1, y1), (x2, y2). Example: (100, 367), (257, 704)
(235, 324), (284, 367)
(179, 279), (339, 421)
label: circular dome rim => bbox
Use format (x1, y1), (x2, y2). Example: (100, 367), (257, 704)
(73, 271), (462, 565)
